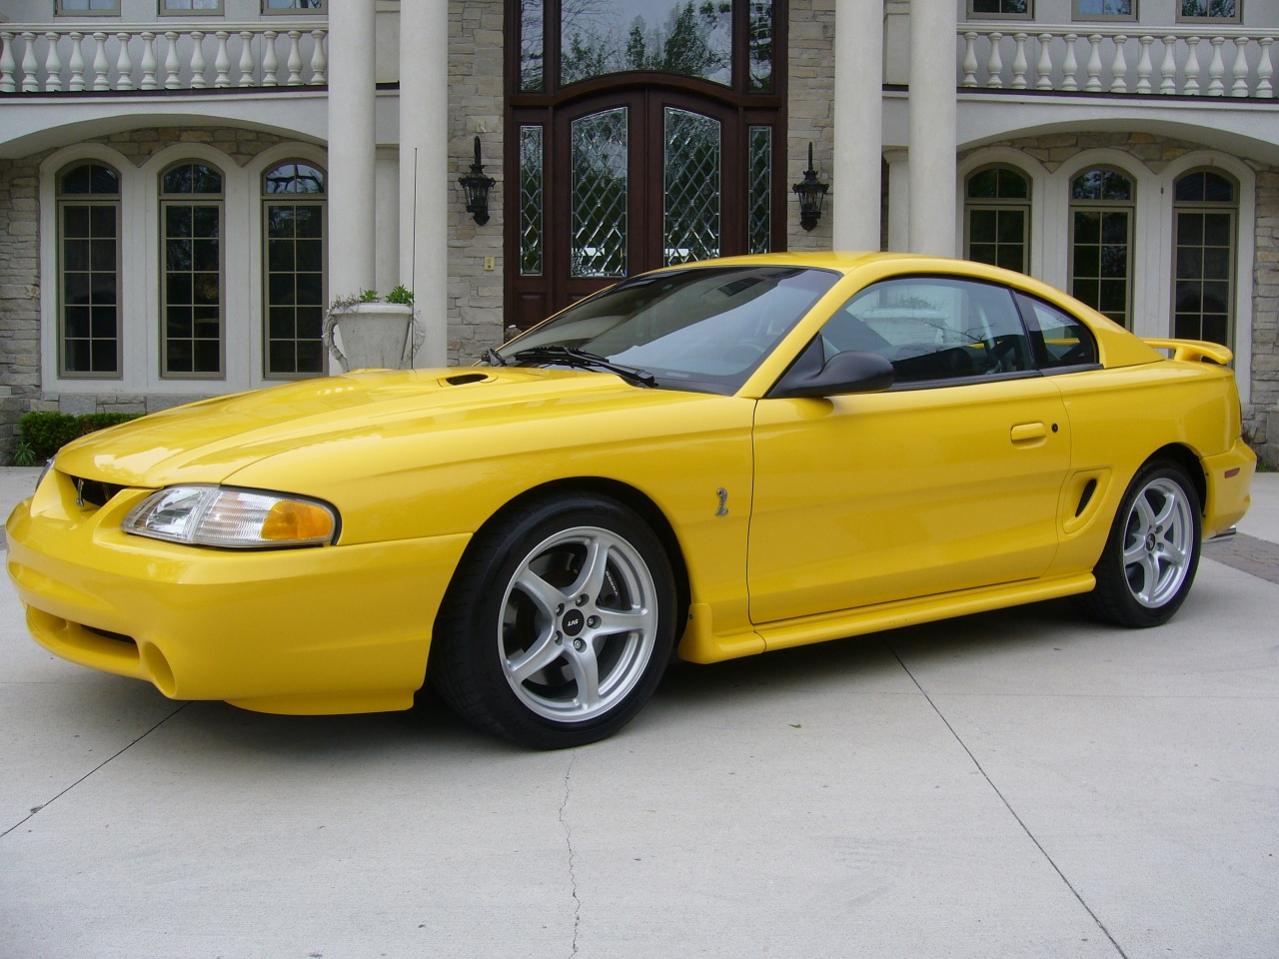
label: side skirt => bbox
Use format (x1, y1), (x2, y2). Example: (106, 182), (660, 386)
(678, 573), (1096, 664)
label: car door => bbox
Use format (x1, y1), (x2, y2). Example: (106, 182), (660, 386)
(748, 276), (1071, 624)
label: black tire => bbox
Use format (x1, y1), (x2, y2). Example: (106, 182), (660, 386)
(429, 494), (677, 748)
(1077, 458), (1202, 628)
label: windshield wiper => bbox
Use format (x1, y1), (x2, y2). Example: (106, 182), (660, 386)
(481, 348), (508, 367)
(509, 346), (658, 388)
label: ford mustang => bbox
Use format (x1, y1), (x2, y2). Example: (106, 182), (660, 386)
(6, 253), (1255, 748)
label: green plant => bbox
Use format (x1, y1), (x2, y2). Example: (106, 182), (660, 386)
(11, 439), (37, 467)
(17, 410), (143, 461)
(329, 288), (416, 313)
(386, 284), (415, 305)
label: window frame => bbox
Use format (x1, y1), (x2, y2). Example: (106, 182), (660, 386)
(56, 163), (124, 380)
(1176, 0), (1242, 24)
(54, 0), (121, 16)
(966, 0), (1035, 20)
(261, 159), (328, 381)
(260, 0), (327, 15)
(158, 0), (225, 17)
(1013, 292), (1102, 374)
(815, 275), (1041, 393)
(1170, 168), (1237, 350)
(1071, 0), (1137, 22)
(159, 160), (227, 380)
(1067, 165), (1136, 329)
(963, 164), (1032, 276)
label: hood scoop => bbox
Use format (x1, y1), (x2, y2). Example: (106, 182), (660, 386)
(440, 372), (493, 387)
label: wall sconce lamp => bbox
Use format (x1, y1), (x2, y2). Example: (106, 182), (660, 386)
(459, 135), (496, 226)
(791, 142), (829, 232)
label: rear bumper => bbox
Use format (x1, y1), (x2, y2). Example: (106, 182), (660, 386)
(1201, 438), (1256, 539)
(6, 474), (470, 714)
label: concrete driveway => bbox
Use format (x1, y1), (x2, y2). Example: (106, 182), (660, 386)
(1, 466), (1276, 959)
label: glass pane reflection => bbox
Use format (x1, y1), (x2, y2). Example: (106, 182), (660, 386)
(664, 108), (721, 266)
(561, 0), (732, 87)
(571, 108), (629, 278)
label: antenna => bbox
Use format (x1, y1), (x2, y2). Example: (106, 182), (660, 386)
(409, 146), (419, 369)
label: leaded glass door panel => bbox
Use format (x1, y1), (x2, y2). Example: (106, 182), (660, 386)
(545, 92), (746, 316)
(554, 94), (645, 308)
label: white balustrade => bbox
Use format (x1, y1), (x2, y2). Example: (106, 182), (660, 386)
(0, 22), (328, 94)
(1110, 34), (1128, 93)
(958, 25), (1279, 99)
(1011, 33), (1028, 90)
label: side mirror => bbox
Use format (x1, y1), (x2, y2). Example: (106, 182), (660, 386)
(771, 349), (895, 398)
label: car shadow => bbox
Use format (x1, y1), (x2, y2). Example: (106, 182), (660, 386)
(163, 597), (1090, 759)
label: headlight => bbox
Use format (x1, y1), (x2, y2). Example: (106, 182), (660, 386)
(122, 485), (338, 549)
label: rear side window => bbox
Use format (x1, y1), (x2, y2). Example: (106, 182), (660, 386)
(1016, 294), (1099, 369)
(822, 277), (1033, 384)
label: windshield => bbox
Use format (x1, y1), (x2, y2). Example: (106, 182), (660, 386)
(498, 266), (840, 394)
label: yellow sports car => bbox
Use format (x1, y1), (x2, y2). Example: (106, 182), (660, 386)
(6, 253), (1255, 748)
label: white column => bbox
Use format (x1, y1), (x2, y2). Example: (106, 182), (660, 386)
(327, 0), (377, 300)
(400, 0), (449, 368)
(374, 148), (400, 295)
(885, 148), (910, 251)
(908, 0), (958, 256)
(833, 0), (883, 250)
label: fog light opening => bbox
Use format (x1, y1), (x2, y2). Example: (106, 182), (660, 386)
(140, 644), (177, 698)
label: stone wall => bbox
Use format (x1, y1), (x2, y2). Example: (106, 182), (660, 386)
(0, 155), (43, 455)
(787, 0), (836, 252)
(964, 130), (1208, 173)
(1255, 169), (1279, 458)
(447, 0), (505, 364)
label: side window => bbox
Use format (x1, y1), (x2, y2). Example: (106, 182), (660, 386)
(823, 277), (1032, 385)
(1016, 294), (1099, 369)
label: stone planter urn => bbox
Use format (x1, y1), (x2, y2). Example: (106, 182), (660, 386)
(323, 302), (422, 372)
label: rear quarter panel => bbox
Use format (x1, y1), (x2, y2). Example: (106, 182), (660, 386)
(1046, 359), (1239, 576)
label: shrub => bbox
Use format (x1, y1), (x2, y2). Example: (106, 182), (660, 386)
(16, 410), (143, 463)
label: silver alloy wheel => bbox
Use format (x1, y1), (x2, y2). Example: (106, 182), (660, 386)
(1122, 476), (1194, 609)
(498, 526), (658, 723)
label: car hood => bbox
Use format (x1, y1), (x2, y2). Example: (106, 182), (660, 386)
(54, 367), (680, 488)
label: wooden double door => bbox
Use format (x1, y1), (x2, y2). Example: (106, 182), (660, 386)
(507, 89), (782, 329)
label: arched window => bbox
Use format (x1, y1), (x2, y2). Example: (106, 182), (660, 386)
(1069, 166), (1135, 327)
(262, 160), (326, 377)
(160, 161), (224, 376)
(57, 161), (121, 377)
(964, 166), (1030, 274)
(1173, 170), (1236, 347)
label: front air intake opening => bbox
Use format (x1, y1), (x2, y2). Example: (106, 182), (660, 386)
(140, 643), (177, 698)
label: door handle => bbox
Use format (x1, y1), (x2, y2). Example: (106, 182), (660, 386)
(1010, 421), (1048, 445)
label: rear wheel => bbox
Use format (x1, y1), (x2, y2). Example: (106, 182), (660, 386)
(1079, 459), (1202, 628)
(430, 495), (676, 748)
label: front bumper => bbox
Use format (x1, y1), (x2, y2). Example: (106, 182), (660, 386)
(6, 471), (470, 715)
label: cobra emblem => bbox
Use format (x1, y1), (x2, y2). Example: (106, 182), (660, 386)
(715, 487), (729, 517)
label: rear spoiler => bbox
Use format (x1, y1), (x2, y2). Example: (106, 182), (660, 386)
(1143, 338), (1233, 366)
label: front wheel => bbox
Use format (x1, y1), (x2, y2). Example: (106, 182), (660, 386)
(430, 495), (677, 748)
(1079, 459), (1202, 628)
